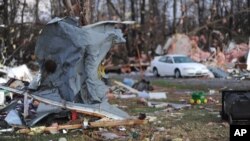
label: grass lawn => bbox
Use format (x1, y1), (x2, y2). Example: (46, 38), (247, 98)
(0, 79), (229, 141)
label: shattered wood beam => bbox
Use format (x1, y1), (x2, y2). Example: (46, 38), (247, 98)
(89, 119), (148, 127)
(113, 80), (140, 94)
(23, 92), (29, 118)
(0, 85), (124, 119)
(17, 124), (82, 134)
(17, 119), (147, 134)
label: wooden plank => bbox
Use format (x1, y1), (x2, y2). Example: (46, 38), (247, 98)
(17, 119), (147, 134)
(17, 124), (83, 134)
(89, 119), (148, 127)
(23, 92), (29, 118)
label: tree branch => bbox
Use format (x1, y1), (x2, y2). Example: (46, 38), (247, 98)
(107, 0), (122, 20)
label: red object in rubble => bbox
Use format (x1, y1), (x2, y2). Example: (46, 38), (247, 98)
(71, 111), (78, 120)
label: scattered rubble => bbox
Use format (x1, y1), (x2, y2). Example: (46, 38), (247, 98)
(0, 17), (148, 138)
(0, 17), (241, 140)
(162, 34), (250, 80)
(7, 65), (33, 82)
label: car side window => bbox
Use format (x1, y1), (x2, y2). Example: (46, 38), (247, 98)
(159, 57), (167, 62)
(166, 57), (173, 63)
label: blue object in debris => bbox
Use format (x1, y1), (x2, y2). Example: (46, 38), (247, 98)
(123, 78), (135, 87)
(4, 110), (24, 126)
(208, 67), (229, 78)
(138, 91), (149, 99)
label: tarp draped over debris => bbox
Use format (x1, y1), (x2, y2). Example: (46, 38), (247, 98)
(9, 17), (132, 121)
(34, 17), (125, 104)
(0, 17), (139, 129)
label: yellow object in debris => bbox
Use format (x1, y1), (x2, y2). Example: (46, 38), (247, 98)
(98, 63), (106, 79)
(189, 99), (195, 104)
(196, 99), (201, 104)
(203, 98), (208, 104)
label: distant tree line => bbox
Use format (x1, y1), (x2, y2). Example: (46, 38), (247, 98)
(0, 0), (250, 66)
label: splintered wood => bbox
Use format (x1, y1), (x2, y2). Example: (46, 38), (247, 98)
(17, 119), (148, 135)
(89, 119), (148, 127)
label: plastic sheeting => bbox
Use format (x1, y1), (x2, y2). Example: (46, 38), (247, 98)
(34, 17), (126, 104)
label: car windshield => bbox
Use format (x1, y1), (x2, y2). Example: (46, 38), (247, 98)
(173, 56), (194, 63)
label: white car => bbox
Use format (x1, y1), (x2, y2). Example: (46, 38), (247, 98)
(150, 54), (210, 78)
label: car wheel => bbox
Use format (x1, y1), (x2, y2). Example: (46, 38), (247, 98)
(153, 68), (159, 77)
(174, 69), (181, 78)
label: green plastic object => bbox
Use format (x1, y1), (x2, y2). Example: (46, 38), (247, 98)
(191, 91), (207, 104)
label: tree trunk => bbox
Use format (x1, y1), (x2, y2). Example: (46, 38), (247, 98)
(35, 0), (40, 23)
(179, 0), (184, 32)
(197, 0), (201, 26)
(106, 0), (113, 19)
(50, 0), (61, 18)
(248, 0), (250, 32)
(229, 0), (234, 39)
(131, 0), (136, 21)
(83, 0), (93, 24)
(162, 1), (168, 38)
(122, 0), (126, 20)
(3, 0), (10, 53)
(215, 0), (220, 16)
(173, 0), (176, 34)
(96, 0), (100, 21)
(107, 0), (122, 20)
(140, 0), (145, 25)
(3, 0), (8, 26)
(21, 0), (27, 24)
(127, 0), (136, 57)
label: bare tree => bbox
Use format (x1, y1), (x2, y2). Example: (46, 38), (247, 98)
(35, 0), (40, 23)
(107, 0), (122, 20)
(122, 0), (126, 20)
(9, 0), (19, 24)
(2, 0), (10, 56)
(62, 0), (94, 25)
(130, 0), (136, 21)
(140, 0), (145, 25)
(173, 0), (177, 34)
(21, 0), (27, 24)
(161, 0), (168, 37)
(248, 0), (250, 30)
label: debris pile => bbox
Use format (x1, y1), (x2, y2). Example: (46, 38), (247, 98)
(163, 34), (250, 79)
(0, 17), (147, 138)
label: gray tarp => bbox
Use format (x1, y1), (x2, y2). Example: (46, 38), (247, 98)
(32, 17), (129, 119)
(35, 17), (125, 103)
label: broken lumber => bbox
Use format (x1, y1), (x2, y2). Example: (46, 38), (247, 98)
(17, 119), (147, 134)
(23, 92), (29, 118)
(89, 119), (148, 127)
(0, 85), (128, 120)
(17, 124), (82, 134)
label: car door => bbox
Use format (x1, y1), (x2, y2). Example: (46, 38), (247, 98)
(157, 56), (168, 75)
(164, 56), (175, 76)
(157, 56), (173, 76)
